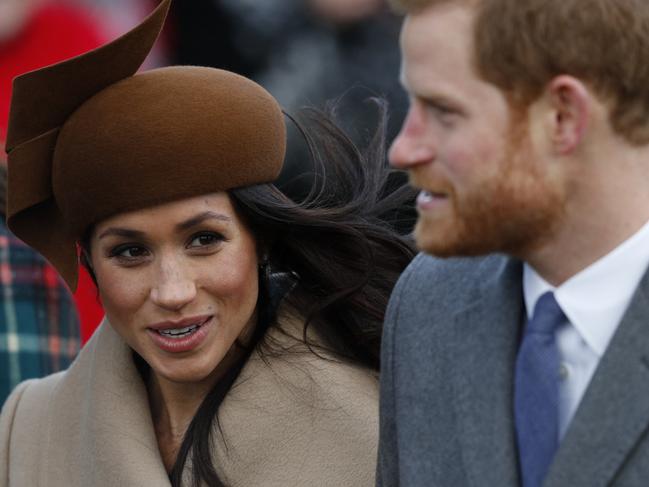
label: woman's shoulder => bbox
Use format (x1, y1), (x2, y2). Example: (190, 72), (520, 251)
(215, 307), (379, 486)
(0, 320), (111, 426)
(0, 321), (128, 452)
(259, 305), (379, 401)
(1, 371), (67, 423)
(0, 372), (67, 483)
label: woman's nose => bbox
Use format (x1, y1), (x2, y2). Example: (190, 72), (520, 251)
(149, 257), (197, 311)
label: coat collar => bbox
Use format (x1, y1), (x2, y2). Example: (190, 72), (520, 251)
(49, 321), (172, 485)
(448, 255), (523, 487)
(545, 267), (649, 487)
(41, 307), (378, 486)
(446, 254), (649, 487)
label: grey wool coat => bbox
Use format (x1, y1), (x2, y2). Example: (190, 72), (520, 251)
(377, 253), (649, 487)
(0, 311), (379, 486)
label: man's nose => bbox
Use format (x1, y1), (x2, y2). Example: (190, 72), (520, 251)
(149, 256), (197, 311)
(389, 105), (436, 169)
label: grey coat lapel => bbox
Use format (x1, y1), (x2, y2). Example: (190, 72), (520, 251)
(546, 270), (649, 487)
(450, 256), (523, 487)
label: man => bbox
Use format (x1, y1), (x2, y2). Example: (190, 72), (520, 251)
(378, 0), (649, 486)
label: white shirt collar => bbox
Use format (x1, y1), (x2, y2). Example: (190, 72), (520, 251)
(523, 218), (649, 357)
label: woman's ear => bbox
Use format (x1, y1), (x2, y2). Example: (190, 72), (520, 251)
(544, 75), (591, 155)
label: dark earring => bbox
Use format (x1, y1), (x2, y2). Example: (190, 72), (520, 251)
(257, 259), (274, 326)
(258, 259), (296, 323)
(259, 259), (271, 291)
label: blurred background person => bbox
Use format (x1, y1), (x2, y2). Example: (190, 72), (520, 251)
(0, 0), (105, 390)
(170, 0), (407, 199)
(0, 157), (80, 404)
(0, 0), (93, 402)
(0, 0), (107, 344)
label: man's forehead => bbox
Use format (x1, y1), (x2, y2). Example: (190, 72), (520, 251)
(400, 2), (475, 60)
(399, 4), (476, 91)
(390, 0), (478, 15)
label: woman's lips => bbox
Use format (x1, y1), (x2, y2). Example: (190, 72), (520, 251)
(417, 190), (449, 211)
(146, 316), (213, 353)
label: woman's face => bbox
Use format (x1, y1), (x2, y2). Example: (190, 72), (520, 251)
(89, 192), (259, 385)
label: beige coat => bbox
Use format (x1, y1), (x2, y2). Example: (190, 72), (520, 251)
(0, 313), (378, 486)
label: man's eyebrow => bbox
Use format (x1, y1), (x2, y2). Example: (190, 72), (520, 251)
(175, 211), (232, 232)
(399, 77), (456, 108)
(409, 89), (465, 115)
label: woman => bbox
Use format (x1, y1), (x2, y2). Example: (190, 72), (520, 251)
(0, 1), (415, 486)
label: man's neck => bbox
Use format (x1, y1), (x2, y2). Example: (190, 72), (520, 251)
(524, 188), (649, 286)
(522, 129), (649, 285)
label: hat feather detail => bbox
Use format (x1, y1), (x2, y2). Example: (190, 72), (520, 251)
(6, 128), (77, 288)
(5, 0), (170, 152)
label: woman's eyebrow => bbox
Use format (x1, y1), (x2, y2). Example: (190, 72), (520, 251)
(97, 212), (232, 240)
(175, 211), (232, 232)
(96, 228), (145, 240)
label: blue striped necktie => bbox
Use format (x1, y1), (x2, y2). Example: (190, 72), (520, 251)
(515, 291), (566, 487)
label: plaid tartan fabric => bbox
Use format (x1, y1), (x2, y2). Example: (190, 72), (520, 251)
(0, 220), (80, 405)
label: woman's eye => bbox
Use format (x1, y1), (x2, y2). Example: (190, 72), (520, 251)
(110, 245), (149, 259)
(188, 232), (223, 248)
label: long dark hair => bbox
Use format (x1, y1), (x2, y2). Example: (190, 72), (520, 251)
(157, 101), (415, 486)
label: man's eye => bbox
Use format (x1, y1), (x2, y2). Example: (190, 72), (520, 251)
(428, 103), (454, 117)
(188, 232), (223, 248)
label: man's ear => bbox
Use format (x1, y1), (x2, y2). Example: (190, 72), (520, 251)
(544, 75), (591, 155)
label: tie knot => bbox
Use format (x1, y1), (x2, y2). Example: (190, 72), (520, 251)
(527, 292), (565, 335)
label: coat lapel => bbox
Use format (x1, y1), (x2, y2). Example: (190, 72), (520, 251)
(81, 323), (171, 486)
(44, 321), (171, 486)
(546, 271), (649, 487)
(450, 256), (523, 487)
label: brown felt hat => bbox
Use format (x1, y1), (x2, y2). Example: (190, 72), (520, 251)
(4, 0), (286, 291)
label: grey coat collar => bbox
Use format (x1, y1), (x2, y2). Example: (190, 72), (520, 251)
(446, 254), (649, 487)
(449, 255), (523, 487)
(546, 268), (649, 487)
